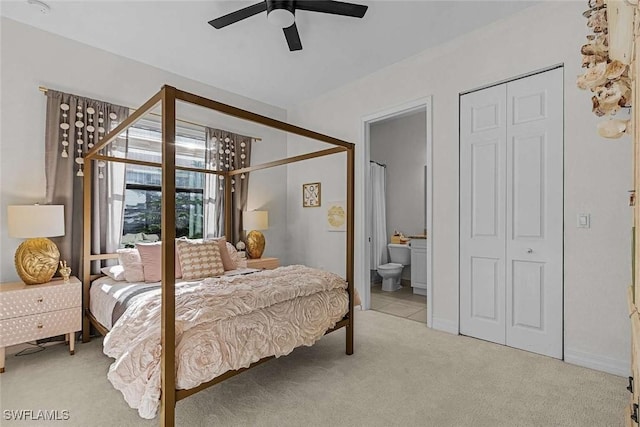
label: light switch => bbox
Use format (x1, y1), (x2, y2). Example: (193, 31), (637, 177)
(577, 213), (590, 229)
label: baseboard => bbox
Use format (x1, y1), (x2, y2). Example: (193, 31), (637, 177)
(431, 317), (458, 335)
(564, 347), (629, 377)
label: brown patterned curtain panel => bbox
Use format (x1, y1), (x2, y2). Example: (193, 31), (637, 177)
(204, 128), (252, 244)
(44, 90), (129, 279)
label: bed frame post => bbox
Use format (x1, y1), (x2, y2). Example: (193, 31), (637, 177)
(159, 85), (177, 427)
(82, 160), (93, 343)
(346, 146), (355, 355)
(79, 85), (357, 422)
(224, 171), (233, 241)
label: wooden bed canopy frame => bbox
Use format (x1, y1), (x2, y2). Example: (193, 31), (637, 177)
(80, 85), (355, 426)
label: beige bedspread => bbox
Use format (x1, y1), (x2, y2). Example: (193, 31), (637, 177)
(103, 265), (349, 419)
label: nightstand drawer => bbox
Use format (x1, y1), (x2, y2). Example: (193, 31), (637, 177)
(0, 307), (81, 347)
(246, 257), (280, 270)
(0, 280), (81, 320)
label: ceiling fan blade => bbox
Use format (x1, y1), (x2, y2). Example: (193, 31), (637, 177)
(208, 2), (267, 29)
(283, 23), (302, 51)
(295, 1), (368, 18)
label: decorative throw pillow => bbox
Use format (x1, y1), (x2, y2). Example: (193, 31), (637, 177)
(225, 242), (241, 269)
(136, 242), (183, 282)
(211, 237), (239, 271)
(101, 265), (126, 281)
(201, 237), (238, 271)
(176, 239), (224, 280)
(116, 248), (145, 282)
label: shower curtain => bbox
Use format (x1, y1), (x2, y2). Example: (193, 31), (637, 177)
(369, 162), (388, 268)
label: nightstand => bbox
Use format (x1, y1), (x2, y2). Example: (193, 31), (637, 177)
(246, 257), (280, 270)
(0, 276), (81, 373)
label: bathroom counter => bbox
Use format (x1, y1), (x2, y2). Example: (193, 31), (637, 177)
(410, 239), (428, 295)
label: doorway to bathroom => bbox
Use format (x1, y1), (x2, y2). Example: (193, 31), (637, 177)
(361, 98), (433, 326)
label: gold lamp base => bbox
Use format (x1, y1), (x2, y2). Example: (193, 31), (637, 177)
(15, 238), (60, 285)
(246, 230), (265, 259)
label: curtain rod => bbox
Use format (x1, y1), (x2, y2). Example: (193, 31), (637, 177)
(369, 160), (386, 167)
(38, 85), (262, 141)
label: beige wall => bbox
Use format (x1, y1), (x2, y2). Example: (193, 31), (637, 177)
(286, 2), (632, 375)
(1, 3), (632, 376)
(370, 111), (427, 237)
(0, 18), (289, 282)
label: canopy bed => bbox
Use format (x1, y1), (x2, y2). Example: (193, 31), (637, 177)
(80, 85), (355, 426)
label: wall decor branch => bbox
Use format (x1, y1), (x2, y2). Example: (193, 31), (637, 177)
(576, 0), (634, 139)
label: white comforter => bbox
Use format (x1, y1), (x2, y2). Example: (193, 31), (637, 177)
(103, 265), (348, 419)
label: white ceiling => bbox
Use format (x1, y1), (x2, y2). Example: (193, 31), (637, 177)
(1, 0), (537, 108)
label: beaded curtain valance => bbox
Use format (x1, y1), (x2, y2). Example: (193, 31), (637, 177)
(207, 129), (252, 192)
(47, 90), (129, 177)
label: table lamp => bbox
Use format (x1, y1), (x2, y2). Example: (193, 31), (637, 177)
(7, 205), (65, 285)
(243, 210), (268, 259)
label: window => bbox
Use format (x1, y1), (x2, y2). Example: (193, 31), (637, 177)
(122, 123), (208, 239)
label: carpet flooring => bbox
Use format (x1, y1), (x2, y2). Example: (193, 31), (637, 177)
(0, 310), (626, 426)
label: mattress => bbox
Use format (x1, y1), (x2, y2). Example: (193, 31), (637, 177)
(101, 265), (349, 419)
(90, 268), (260, 330)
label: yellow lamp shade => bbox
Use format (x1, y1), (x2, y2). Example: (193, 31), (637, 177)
(8, 205), (65, 238)
(243, 210), (268, 231)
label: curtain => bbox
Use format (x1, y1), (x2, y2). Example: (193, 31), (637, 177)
(369, 162), (388, 268)
(204, 128), (252, 244)
(44, 90), (129, 277)
(203, 128), (220, 238)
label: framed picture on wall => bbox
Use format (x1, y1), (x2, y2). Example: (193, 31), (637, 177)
(303, 182), (321, 207)
(326, 200), (346, 232)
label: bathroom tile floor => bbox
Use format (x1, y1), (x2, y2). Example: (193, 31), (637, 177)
(370, 284), (427, 323)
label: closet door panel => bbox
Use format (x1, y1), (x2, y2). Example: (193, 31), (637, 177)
(505, 68), (563, 359)
(460, 85), (507, 344)
(512, 134), (545, 239)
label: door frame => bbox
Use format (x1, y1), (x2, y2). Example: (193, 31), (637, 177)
(360, 96), (433, 327)
(458, 64), (564, 352)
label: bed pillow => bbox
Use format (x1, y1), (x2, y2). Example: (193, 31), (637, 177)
(210, 237), (238, 271)
(176, 239), (224, 280)
(116, 248), (145, 282)
(200, 237), (238, 271)
(136, 242), (183, 282)
(225, 242), (241, 269)
(101, 265), (127, 281)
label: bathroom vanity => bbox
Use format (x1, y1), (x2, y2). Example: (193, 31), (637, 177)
(410, 238), (428, 295)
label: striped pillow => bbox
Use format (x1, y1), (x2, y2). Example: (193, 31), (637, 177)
(176, 239), (224, 280)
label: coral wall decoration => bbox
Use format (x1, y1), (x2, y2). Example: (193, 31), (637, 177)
(577, 0), (632, 139)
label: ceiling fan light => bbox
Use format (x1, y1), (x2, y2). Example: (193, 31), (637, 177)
(267, 9), (295, 28)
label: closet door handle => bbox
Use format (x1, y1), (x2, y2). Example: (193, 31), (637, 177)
(526, 248), (533, 254)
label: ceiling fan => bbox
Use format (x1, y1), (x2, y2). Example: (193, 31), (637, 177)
(208, 1), (368, 52)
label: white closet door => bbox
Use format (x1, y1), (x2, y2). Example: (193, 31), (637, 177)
(459, 84), (507, 345)
(505, 68), (563, 358)
(460, 68), (564, 358)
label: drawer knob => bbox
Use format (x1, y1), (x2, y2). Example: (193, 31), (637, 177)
(37, 323), (43, 329)
(36, 297), (43, 303)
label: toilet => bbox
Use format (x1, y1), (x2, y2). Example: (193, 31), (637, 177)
(377, 243), (411, 292)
